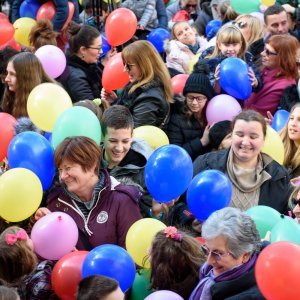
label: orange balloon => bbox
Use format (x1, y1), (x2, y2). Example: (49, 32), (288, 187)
(171, 74), (189, 95)
(0, 113), (16, 161)
(102, 52), (129, 91)
(0, 38), (22, 51)
(0, 21), (15, 46)
(105, 8), (137, 46)
(51, 251), (88, 300)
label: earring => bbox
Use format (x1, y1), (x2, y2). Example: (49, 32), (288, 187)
(81, 55), (85, 59)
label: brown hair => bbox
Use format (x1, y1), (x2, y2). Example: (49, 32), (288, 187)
(218, 1), (239, 24)
(54, 136), (101, 175)
(0, 286), (20, 300)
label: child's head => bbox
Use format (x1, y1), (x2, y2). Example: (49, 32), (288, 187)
(171, 21), (196, 45)
(149, 227), (205, 292)
(213, 25), (247, 58)
(0, 227), (37, 283)
(76, 275), (124, 300)
(0, 286), (20, 300)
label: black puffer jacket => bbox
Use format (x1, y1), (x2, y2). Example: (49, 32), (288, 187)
(59, 55), (102, 103)
(279, 83), (300, 112)
(116, 79), (170, 129)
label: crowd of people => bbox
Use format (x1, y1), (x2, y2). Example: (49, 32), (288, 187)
(0, 0), (300, 299)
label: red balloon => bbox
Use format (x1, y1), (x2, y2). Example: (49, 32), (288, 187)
(0, 12), (9, 22)
(173, 10), (190, 22)
(51, 251), (88, 300)
(171, 74), (189, 95)
(0, 113), (17, 162)
(255, 241), (300, 300)
(0, 38), (22, 51)
(0, 21), (15, 46)
(105, 8), (137, 46)
(102, 52), (130, 91)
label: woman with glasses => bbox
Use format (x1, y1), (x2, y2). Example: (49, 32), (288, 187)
(190, 207), (264, 300)
(59, 22), (102, 103)
(244, 34), (299, 117)
(289, 186), (300, 224)
(167, 61), (214, 160)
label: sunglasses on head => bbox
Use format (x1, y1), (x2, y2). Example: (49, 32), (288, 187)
(236, 21), (247, 29)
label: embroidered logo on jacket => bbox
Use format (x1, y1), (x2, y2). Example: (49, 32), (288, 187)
(97, 211), (108, 224)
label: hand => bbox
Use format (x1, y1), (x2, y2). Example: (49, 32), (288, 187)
(200, 124), (212, 146)
(249, 68), (258, 88)
(282, 4), (296, 14)
(35, 207), (51, 221)
(264, 111), (273, 126)
(152, 198), (178, 218)
(137, 24), (145, 30)
(214, 64), (220, 82)
(101, 88), (117, 104)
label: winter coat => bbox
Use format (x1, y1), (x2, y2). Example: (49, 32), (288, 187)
(156, 0), (168, 29)
(279, 83), (300, 112)
(116, 79), (170, 129)
(248, 38), (264, 69)
(59, 54), (102, 103)
(101, 139), (154, 217)
(193, 148), (292, 214)
(47, 170), (142, 250)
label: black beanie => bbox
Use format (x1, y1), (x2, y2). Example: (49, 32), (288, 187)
(183, 60), (215, 99)
(209, 120), (232, 149)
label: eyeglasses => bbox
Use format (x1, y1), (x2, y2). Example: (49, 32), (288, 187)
(124, 62), (136, 71)
(87, 46), (102, 53)
(292, 198), (300, 207)
(236, 21), (248, 29)
(263, 47), (277, 56)
(185, 4), (197, 8)
(296, 61), (300, 68)
(186, 95), (207, 103)
(201, 245), (232, 261)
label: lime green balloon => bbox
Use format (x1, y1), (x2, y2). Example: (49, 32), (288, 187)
(230, 0), (260, 14)
(246, 205), (281, 239)
(271, 216), (300, 245)
(129, 269), (153, 300)
(52, 106), (101, 149)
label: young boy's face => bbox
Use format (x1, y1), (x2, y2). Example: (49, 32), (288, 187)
(103, 127), (133, 168)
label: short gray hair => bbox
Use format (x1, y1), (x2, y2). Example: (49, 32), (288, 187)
(202, 207), (261, 258)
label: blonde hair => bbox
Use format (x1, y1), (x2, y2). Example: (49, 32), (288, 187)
(122, 40), (173, 103)
(235, 14), (265, 45)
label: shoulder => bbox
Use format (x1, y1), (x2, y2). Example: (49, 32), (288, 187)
(131, 139), (153, 159)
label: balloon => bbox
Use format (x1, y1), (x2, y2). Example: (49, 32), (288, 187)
(0, 21), (15, 46)
(27, 83), (73, 132)
(272, 109), (289, 132)
(206, 94), (242, 124)
(133, 126), (169, 150)
(171, 74), (189, 95)
(261, 0), (275, 6)
(255, 241), (300, 300)
(126, 218), (166, 268)
(105, 8), (137, 46)
(147, 28), (170, 53)
(0, 37), (22, 51)
(8, 132), (55, 190)
(0, 12), (9, 22)
(0, 113), (16, 161)
(51, 107), (102, 149)
(172, 10), (190, 22)
(129, 269), (153, 300)
(246, 205), (281, 239)
(19, 0), (41, 19)
(99, 34), (111, 58)
(31, 212), (79, 260)
(145, 290), (184, 300)
(0, 168), (42, 222)
(188, 53), (201, 74)
(270, 215), (300, 245)
(13, 17), (36, 46)
(145, 145), (193, 203)
(219, 57), (252, 100)
(230, 0), (261, 14)
(205, 19), (222, 37)
(187, 170), (232, 221)
(262, 126), (284, 164)
(35, 45), (66, 78)
(82, 244), (136, 292)
(102, 53), (129, 91)
(51, 251), (88, 300)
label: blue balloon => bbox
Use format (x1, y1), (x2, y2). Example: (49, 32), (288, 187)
(100, 35), (111, 58)
(187, 170), (232, 221)
(219, 57), (252, 100)
(272, 109), (289, 132)
(147, 28), (170, 53)
(145, 145), (193, 203)
(8, 132), (55, 190)
(82, 244), (136, 292)
(44, 131), (52, 143)
(19, 0), (41, 19)
(205, 19), (222, 38)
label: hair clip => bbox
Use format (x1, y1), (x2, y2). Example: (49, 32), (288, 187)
(93, 98), (102, 106)
(5, 228), (28, 246)
(164, 226), (182, 242)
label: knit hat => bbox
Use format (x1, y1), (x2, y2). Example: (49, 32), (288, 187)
(209, 120), (232, 149)
(14, 117), (43, 135)
(183, 61), (215, 99)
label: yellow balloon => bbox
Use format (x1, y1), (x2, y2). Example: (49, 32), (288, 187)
(188, 53), (201, 74)
(13, 17), (36, 47)
(126, 218), (166, 268)
(27, 83), (73, 132)
(262, 126), (284, 164)
(261, 0), (275, 6)
(0, 168), (43, 222)
(133, 125), (169, 150)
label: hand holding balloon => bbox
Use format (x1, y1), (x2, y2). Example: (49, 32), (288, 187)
(100, 88), (117, 104)
(152, 198), (178, 218)
(248, 67), (258, 88)
(34, 207), (51, 221)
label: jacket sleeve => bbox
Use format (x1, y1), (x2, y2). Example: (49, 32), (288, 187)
(11, 0), (23, 22)
(193, 153), (209, 176)
(156, 0), (168, 29)
(138, 0), (156, 28)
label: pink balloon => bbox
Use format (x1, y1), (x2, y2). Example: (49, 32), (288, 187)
(31, 212), (78, 260)
(145, 290), (184, 300)
(35, 45), (66, 79)
(206, 94), (242, 124)
(171, 74), (189, 95)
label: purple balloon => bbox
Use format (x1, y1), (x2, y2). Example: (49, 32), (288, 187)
(145, 290), (184, 300)
(31, 212), (78, 260)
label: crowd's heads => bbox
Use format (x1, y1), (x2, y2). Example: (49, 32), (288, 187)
(218, 1), (238, 24)
(264, 4), (289, 35)
(209, 120), (232, 150)
(0, 47), (19, 82)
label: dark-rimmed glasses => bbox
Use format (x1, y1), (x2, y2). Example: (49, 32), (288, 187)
(292, 198), (300, 207)
(87, 46), (102, 53)
(186, 4), (197, 8)
(124, 62), (136, 71)
(186, 95), (207, 103)
(201, 244), (232, 261)
(264, 47), (277, 56)
(236, 21), (247, 29)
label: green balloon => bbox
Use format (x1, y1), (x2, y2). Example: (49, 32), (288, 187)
(271, 216), (300, 245)
(246, 205), (281, 239)
(129, 269), (153, 300)
(52, 106), (101, 149)
(230, 0), (260, 14)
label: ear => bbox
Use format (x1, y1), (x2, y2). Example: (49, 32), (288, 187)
(242, 252), (251, 263)
(79, 46), (87, 57)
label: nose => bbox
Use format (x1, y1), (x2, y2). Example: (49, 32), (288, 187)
(114, 143), (123, 152)
(60, 169), (68, 180)
(5, 74), (10, 82)
(206, 252), (216, 265)
(241, 136), (250, 145)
